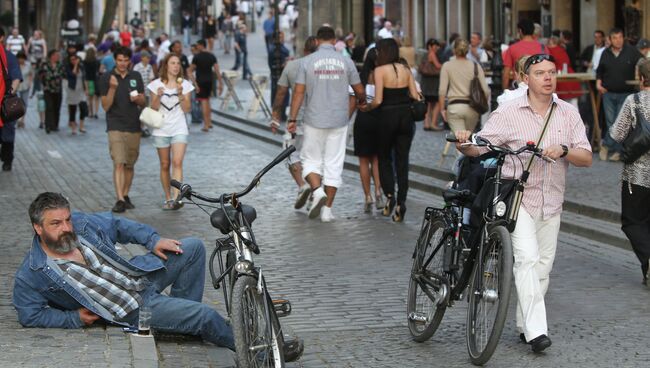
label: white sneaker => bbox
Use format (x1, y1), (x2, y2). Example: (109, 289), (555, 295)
(320, 206), (335, 222)
(308, 187), (328, 219)
(294, 184), (312, 209)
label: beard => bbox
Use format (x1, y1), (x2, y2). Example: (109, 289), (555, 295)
(42, 230), (79, 254)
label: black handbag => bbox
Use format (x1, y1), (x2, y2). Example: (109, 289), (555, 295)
(0, 55), (26, 123)
(622, 93), (650, 164)
(410, 93), (427, 121)
(468, 62), (489, 115)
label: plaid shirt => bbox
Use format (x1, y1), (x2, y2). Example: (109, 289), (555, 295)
(55, 245), (146, 319)
(477, 94), (592, 220)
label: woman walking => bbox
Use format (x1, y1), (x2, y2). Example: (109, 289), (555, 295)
(362, 38), (421, 222)
(39, 50), (65, 133)
(438, 39), (489, 133)
(83, 48), (100, 119)
(65, 54), (87, 134)
(420, 38), (443, 131)
(16, 52), (33, 128)
(147, 54), (194, 210)
(610, 58), (650, 285)
(352, 48), (383, 212)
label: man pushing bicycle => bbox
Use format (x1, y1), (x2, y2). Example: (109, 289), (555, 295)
(453, 54), (592, 353)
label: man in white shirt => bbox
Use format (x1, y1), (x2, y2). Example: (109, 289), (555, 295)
(377, 21), (393, 39)
(6, 28), (27, 55)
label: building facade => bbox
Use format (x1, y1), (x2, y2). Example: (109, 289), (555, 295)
(298, 0), (649, 55)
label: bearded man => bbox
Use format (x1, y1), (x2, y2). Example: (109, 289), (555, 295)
(12, 192), (235, 349)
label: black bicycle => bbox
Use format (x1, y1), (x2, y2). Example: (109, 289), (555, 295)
(171, 146), (302, 368)
(407, 134), (554, 365)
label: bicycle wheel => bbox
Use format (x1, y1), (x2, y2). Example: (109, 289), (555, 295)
(466, 225), (513, 365)
(407, 215), (450, 342)
(231, 275), (285, 368)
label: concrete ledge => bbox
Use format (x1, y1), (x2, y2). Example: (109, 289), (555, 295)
(129, 333), (159, 368)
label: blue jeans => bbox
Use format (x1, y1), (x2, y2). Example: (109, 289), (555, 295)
(241, 51), (251, 79)
(191, 91), (202, 124)
(126, 238), (235, 350)
(183, 28), (191, 46)
(602, 92), (630, 153)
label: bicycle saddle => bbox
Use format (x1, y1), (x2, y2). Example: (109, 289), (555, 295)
(442, 189), (475, 205)
(210, 205), (257, 234)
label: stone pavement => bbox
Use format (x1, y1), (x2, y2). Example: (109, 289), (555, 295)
(1, 92), (649, 367)
(0, 25), (648, 368)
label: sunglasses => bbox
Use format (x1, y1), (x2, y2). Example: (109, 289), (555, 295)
(523, 54), (556, 73)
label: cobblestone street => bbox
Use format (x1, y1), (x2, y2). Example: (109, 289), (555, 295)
(1, 99), (649, 366)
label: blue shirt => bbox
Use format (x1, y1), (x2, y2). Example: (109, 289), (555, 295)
(263, 18), (275, 36)
(13, 212), (163, 329)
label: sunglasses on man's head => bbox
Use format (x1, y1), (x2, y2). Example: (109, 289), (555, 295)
(524, 54), (556, 73)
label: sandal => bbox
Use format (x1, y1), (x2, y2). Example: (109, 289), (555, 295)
(375, 192), (384, 210)
(201, 128), (209, 132)
(172, 200), (184, 210)
(392, 204), (407, 223)
(162, 200), (175, 210)
(382, 195), (396, 217)
(364, 195), (373, 213)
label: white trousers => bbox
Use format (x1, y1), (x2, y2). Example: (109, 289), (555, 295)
(300, 124), (348, 188)
(511, 206), (561, 341)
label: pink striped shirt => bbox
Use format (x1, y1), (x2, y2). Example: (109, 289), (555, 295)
(477, 94), (592, 220)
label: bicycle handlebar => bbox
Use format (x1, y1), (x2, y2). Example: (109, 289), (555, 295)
(445, 133), (555, 163)
(171, 145), (297, 204)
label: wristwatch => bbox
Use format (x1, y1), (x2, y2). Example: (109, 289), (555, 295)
(288, 119), (297, 123)
(560, 144), (569, 158)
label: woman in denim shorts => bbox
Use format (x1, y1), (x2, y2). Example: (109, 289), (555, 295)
(147, 54), (195, 210)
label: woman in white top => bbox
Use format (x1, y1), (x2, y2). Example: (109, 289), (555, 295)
(147, 53), (195, 210)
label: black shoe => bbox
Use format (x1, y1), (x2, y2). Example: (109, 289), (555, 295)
(519, 333), (528, 344)
(112, 200), (127, 213)
(530, 334), (552, 353)
(2, 163), (11, 171)
(123, 196), (135, 209)
(39, 122), (44, 129)
(282, 336), (304, 362)
(45, 128), (50, 134)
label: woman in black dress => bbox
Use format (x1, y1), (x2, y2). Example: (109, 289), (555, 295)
(362, 38), (421, 222)
(205, 15), (218, 52)
(352, 48), (383, 212)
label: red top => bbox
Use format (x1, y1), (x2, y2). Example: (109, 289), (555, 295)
(502, 39), (546, 68)
(120, 31), (132, 47)
(547, 45), (582, 100)
(0, 47), (7, 128)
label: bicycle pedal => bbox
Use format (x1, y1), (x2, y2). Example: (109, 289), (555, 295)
(273, 299), (292, 318)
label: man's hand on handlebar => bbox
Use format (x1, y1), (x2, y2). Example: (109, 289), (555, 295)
(153, 238), (183, 260)
(541, 144), (565, 160)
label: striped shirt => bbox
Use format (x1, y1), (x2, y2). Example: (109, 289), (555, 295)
(477, 94), (592, 220)
(55, 245), (146, 319)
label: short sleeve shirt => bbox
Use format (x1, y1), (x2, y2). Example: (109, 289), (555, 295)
(147, 78), (195, 137)
(192, 52), (217, 83)
(295, 44), (361, 129)
(99, 70), (144, 132)
(502, 40), (546, 69)
(278, 59), (305, 121)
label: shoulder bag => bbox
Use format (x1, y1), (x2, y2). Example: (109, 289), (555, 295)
(622, 93), (650, 164)
(0, 55), (26, 123)
(468, 62), (489, 115)
(139, 107), (164, 129)
(410, 93), (427, 121)
(418, 57), (439, 77)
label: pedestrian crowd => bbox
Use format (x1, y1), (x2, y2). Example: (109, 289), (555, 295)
(263, 11), (650, 360)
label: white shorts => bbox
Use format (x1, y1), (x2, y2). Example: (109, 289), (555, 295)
(300, 124), (348, 188)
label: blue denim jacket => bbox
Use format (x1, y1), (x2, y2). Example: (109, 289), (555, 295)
(13, 212), (164, 328)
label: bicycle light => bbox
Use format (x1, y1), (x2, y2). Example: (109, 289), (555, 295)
(495, 201), (507, 217)
(234, 260), (253, 273)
